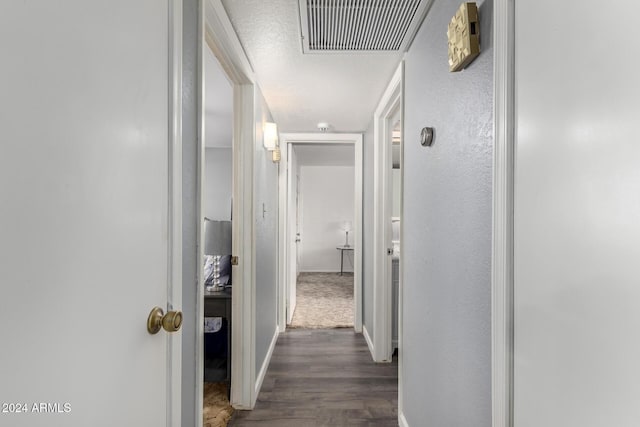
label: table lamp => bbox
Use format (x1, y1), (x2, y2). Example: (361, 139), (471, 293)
(204, 219), (232, 290)
(342, 221), (352, 247)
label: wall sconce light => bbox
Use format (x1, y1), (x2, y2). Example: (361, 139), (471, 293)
(263, 122), (278, 151)
(263, 122), (280, 163)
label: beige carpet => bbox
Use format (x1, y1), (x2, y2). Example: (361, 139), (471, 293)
(290, 272), (354, 329)
(203, 382), (233, 427)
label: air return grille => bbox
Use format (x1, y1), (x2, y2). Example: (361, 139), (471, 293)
(299, 0), (424, 52)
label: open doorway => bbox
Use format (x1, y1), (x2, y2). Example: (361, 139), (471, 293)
(200, 42), (235, 426)
(191, 1), (261, 423)
(287, 143), (356, 329)
(372, 64), (403, 363)
(278, 134), (364, 333)
(390, 119), (402, 352)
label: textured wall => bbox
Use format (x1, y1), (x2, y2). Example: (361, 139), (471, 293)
(254, 87), (279, 374)
(402, 0), (493, 425)
(362, 121), (375, 339)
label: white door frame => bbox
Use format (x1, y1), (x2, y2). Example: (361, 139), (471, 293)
(372, 64), (403, 363)
(278, 133), (364, 333)
(202, 0), (257, 412)
(168, 1), (184, 425)
(492, 0), (515, 426)
(285, 144), (299, 324)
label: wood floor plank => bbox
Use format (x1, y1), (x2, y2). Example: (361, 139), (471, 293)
(229, 329), (398, 426)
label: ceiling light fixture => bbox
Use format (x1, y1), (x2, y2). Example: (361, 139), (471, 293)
(317, 122), (330, 132)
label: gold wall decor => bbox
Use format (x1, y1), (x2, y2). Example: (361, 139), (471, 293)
(447, 2), (480, 72)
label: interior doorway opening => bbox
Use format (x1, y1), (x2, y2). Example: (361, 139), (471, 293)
(390, 118), (402, 352)
(286, 143), (357, 329)
(278, 133), (364, 334)
(200, 41), (235, 426)
(372, 63), (403, 364)
(191, 2), (260, 423)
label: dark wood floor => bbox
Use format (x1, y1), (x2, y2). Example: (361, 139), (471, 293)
(229, 329), (398, 426)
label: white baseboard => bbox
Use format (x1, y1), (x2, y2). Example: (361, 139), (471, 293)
(253, 326), (279, 406)
(362, 324), (375, 360)
(298, 269), (352, 273)
(399, 412), (409, 427)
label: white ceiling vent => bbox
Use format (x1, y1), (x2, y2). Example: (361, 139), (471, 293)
(298, 0), (428, 53)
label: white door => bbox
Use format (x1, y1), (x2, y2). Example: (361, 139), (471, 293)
(286, 144), (299, 323)
(0, 2), (181, 427)
(514, 1), (640, 425)
(295, 173), (302, 275)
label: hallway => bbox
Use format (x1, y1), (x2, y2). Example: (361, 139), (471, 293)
(229, 329), (398, 426)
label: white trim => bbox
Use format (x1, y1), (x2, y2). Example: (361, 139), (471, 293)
(353, 136), (363, 333)
(492, 0), (515, 426)
(232, 84), (256, 410)
(281, 142), (298, 329)
(168, 1), (183, 425)
(362, 324), (375, 357)
(254, 327), (279, 404)
(297, 269), (354, 273)
(277, 143), (288, 331)
(204, 1), (254, 83)
(193, 3), (205, 427)
(397, 63), (406, 423)
(372, 63), (403, 363)
(204, 0), (257, 411)
(278, 133), (364, 333)
(399, 413), (410, 427)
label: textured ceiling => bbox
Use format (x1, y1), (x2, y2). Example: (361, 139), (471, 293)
(221, 0), (403, 133)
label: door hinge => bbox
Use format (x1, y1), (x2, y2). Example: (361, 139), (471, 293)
(231, 256), (239, 266)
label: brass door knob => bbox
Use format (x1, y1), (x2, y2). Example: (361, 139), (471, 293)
(147, 307), (183, 334)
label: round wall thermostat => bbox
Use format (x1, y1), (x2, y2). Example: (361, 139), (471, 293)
(420, 127), (434, 146)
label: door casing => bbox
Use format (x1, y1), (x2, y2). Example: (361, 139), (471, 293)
(491, 0), (515, 426)
(278, 133), (364, 333)
(372, 63), (403, 364)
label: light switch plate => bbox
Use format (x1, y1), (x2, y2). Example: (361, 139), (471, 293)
(447, 2), (480, 72)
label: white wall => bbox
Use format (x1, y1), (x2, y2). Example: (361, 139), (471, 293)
(204, 148), (232, 221)
(514, 1), (640, 425)
(299, 165), (355, 272)
(402, 0), (493, 425)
